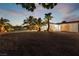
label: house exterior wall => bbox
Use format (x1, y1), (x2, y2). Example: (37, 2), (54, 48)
(41, 24), (58, 32)
(41, 22), (79, 32)
(41, 25), (48, 31)
(60, 23), (79, 32)
(60, 24), (70, 32)
(69, 23), (79, 32)
(50, 24), (56, 32)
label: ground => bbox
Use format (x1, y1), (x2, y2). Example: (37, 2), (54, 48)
(0, 32), (79, 56)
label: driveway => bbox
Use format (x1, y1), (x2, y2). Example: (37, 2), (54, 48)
(0, 32), (79, 56)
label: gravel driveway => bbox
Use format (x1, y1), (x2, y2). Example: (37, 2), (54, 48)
(0, 32), (79, 56)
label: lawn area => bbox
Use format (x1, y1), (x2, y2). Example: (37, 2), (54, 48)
(0, 32), (79, 56)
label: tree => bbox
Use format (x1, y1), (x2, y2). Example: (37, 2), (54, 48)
(16, 3), (36, 12)
(16, 3), (57, 12)
(23, 16), (45, 31)
(0, 17), (9, 24)
(37, 18), (42, 31)
(39, 3), (57, 9)
(23, 16), (37, 30)
(0, 17), (10, 32)
(4, 23), (13, 32)
(44, 13), (53, 32)
(17, 3), (57, 32)
(36, 18), (47, 31)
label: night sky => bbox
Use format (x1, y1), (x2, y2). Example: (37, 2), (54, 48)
(0, 3), (79, 26)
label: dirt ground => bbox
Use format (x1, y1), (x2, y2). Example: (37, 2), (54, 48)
(0, 32), (79, 56)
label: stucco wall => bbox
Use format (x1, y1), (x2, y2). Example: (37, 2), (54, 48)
(50, 24), (56, 31)
(69, 23), (79, 32)
(41, 23), (79, 32)
(60, 24), (70, 32)
(41, 25), (48, 31)
(60, 23), (79, 32)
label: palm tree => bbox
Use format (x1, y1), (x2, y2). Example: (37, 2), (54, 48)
(38, 18), (42, 31)
(27, 16), (34, 25)
(0, 17), (10, 32)
(44, 13), (53, 32)
(4, 23), (13, 32)
(17, 3), (57, 31)
(0, 17), (9, 24)
(36, 18), (47, 31)
(23, 16), (45, 31)
(23, 16), (37, 30)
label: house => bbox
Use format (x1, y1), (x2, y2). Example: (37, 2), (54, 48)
(50, 21), (79, 32)
(41, 20), (79, 32)
(41, 24), (48, 31)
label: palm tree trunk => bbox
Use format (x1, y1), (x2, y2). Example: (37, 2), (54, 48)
(38, 27), (41, 31)
(47, 19), (50, 32)
(0, 27), (1, 32)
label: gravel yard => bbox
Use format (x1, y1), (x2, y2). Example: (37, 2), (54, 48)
(0, 32), (79, 56)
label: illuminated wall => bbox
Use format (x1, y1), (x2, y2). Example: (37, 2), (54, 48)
(69, 23), (78, 32)
(60, 24), (70, 32)
(41, 25), (48, 31)
(41, 23), (79, 32)
(60, 23), (79, 32)
(50, 24), (56, 32)
(50, 24), (60, 32)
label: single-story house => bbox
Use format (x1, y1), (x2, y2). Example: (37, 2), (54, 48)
(49, 21), (79, 32)
(41, 20), (79, 32)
